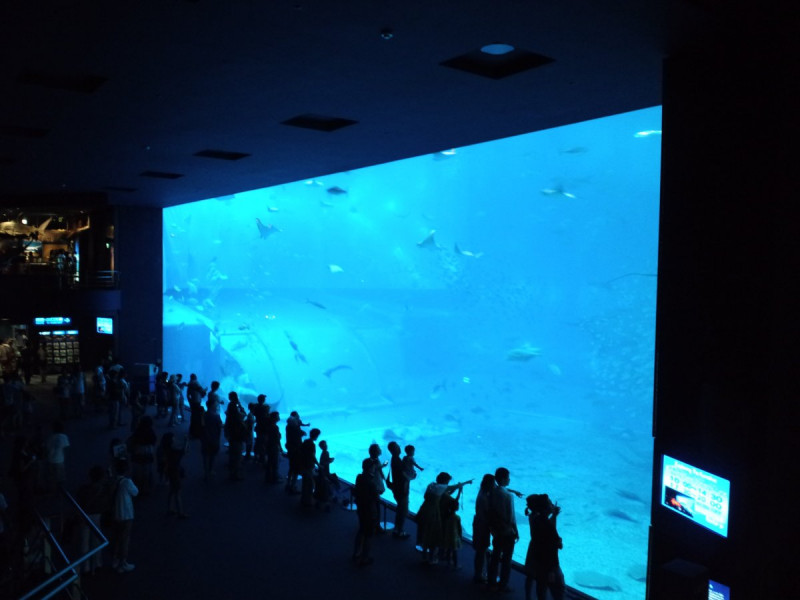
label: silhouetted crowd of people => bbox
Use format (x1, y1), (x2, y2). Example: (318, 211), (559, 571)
(1, 360), (565, 600)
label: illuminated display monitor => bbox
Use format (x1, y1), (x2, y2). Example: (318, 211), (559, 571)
(709, 579), (731, 600)
(164, 106), (661, 599)
(96, 317), (114, 335)
(34, 316), (71, 326)
(661, 455), (730, 537)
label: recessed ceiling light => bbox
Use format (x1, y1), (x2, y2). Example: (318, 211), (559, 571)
(480, 43), (515, 55)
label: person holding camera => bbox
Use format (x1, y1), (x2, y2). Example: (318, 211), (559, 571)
(524, 493), (564, 600)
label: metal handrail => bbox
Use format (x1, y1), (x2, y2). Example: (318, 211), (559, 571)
(17, 487), (109, 600)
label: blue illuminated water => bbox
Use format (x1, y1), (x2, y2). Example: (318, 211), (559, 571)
(163, 106), (661, 599)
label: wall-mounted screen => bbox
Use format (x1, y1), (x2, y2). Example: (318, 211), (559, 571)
(164, 106), (662, 600)
(96, 317), (114, 335)
(661, 455), (730, 537)
(709, 579), (731, 600)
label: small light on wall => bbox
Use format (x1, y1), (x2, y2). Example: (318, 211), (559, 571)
(380, 28), (393, 40)
(480, 43), (515, 55)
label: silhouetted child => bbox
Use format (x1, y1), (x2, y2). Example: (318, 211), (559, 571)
(441, 486), (463, 569)
(314, 440), (335, 511)
(402, 445), (424, 482)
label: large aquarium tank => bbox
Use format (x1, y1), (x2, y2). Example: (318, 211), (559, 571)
(163, 106), (661, 599)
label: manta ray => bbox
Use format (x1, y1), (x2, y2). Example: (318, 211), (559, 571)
(255, 218), (280, 239)
(417, 229), (441, 249)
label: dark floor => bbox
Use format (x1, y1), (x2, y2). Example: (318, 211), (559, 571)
(1, 379), (591, 600)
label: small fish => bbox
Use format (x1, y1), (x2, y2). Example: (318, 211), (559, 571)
(454, 243), (483, 258)
(255, 218), (280, 239)
(432, 149), (457, 160)
(306, 299), (327, 310)
(305, 179), (323, 187)
(633, 129), (662, 138)
(267, 206), (280, 212)
(540, 186), (577, 200)
(323, 364), (353, 378)
(560, 146), (589, 154)
(506, 344), (542, 361)
(238, 324), (250, 331)
(328, 264), (344, 274)
(327, 186), (347, 195)
(417, 229), (441, 249)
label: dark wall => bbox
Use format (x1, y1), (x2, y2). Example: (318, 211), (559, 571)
(650, 28), (795, 600)
(114, 205), (162, 369)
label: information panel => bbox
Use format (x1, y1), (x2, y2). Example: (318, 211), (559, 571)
(661, 455), (730, 537)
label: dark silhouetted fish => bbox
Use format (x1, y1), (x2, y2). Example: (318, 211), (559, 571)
(306, 299), (327, 310)
(605, 508), (637, 523)
(327, 186), (347, 195)
(616, 489), (648, 504)
(255, 218), (280, 238)
(323, 364), (353, 378)
(285, 331), (308, 364)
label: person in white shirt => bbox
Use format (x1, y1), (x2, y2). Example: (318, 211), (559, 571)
(111, 459), (139, 573)
(44, 421), (70, 491)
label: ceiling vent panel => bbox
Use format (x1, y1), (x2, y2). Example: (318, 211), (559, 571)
(140, 170), (183, 179)
(441, 48), (554, 80)
(0, 126), (50, 138)
(281, 114), (358, 132)
(103, 186), (138, 193)
(194, 149), (251, 161)
(16, 70), (108, 93)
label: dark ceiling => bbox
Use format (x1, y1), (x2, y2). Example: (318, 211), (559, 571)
(2, 1), (723, 210)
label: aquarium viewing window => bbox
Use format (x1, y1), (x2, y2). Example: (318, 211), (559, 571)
(163, 106), (662, 600)
(661, 454), (730, 537)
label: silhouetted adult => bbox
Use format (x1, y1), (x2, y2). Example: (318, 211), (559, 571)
(110, 459), (138, 573)
(366, 443), (387, 533)
(417, 472), (471, 563)
(353, 458), (379, 566)
(252, 394), (270, 463)
(472, 474), (496, 583)
(487, 467), (518, 592)
(387, 441), (410, 538)
(201, 399), (222, 481)
(300, 428), (320, 507)
(186, 373), (207, 406)
(264, 411), (282, 484)
(224, 392), (246, 481)
(127, 416), (157, 495)
(524, 494), (565, 600)
(284, 411), (308, 493)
